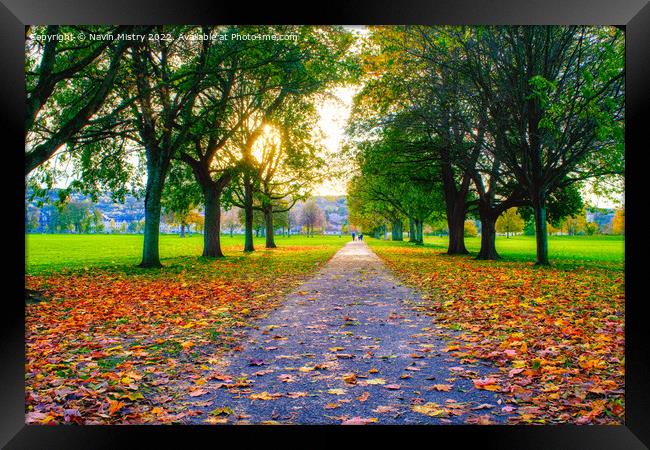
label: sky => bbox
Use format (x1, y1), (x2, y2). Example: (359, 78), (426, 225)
(312, 85), (359, 196)
(311, 26), (368, 197)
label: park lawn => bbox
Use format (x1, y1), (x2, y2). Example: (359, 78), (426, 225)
(367, 236), (625, 425)
(25, 233), (346, 275)
(25, 234), (346, 425)
(419, 234), (624, 266)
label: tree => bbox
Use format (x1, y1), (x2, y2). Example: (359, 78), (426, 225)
(237, 208), (266, 237)
(464, 221), (478, 237)
(355, 26), (623, 264)
(346, 111), (445, 246)
(355, 27), (480, 255)
(301, 200), (325, 236)
(26, 208), (40, 233)
(25, 26), (136, 174)
(128, 26), (211, 267)
(162, 164), (201, 239)
(464, 26), (624, 264)
(563, 210), (588, 236)
(91, 209), (105, 233)
(221, 208), (241, 237)
(226, 96), (327, 248)
(585, 222), (599, 236)
(128, 220), (139, 233)
(175, 25), (288, 257)
(496, 208), (525, 238)
(226, 26), (356, 252)
(55, 199), (91, 233)
(288, 206), (302, 237)
(611, 206), (625, 235)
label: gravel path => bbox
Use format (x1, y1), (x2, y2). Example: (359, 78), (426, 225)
(186, 241), (513, 424)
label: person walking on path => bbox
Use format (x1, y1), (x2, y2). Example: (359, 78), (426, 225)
(358, 233), (363, 241)
(351, 232), (356, 241)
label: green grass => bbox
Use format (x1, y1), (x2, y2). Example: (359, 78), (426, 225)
(368, 234), (624, 268)
(25, 233), (624, 275)
(25, 233), (347, 275)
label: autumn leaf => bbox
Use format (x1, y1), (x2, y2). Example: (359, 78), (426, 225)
(431, 384), (453, 392)
(287, 392), (308, 398)
(188, 388), (209, 397)
(342, 373), (358, 385)
(108, 399), (125, 416)
(250, 392), (283, 400)
(327, 388), (347, 395)
(411, 402), (448, 417)
(342, 417), (378, 425)
(356, 392), (370, 402)
(209, 407), (233, 416)
(278, 374), (296, 383)
(472, 378), (500, 391)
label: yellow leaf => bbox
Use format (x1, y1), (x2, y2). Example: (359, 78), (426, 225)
(250, 391), (280, 400)
(412, 402), (448, 417)
(327, 388), (347, 395)
(181, 342), (195, 351)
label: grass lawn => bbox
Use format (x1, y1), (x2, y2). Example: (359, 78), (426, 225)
(25, 233), (346, 275)
(370, 234), (624, 269)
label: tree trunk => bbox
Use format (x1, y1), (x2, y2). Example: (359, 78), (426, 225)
(476, 211), (500, 260)
(408, 216), (416, 242)
(140, 153), (166, 268)
(533, 198), (550, 266)
(447, 205), (468, 255)
(413, 219), (424, 245)
(202, 186), (225, 258)
(243, 175), (255, 252)
(409, 217), (418, 242)
(392, 219), (403, 241)
(264, 207), (276, 248)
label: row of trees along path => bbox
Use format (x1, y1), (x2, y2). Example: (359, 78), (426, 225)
(26, 25), (356, 266)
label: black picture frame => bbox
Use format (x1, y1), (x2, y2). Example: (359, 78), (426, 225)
(2, 1), (648, 448)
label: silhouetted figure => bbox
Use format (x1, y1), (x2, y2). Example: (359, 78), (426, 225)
(358, 233), (363, 241)
(351, 232), (356, 241)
